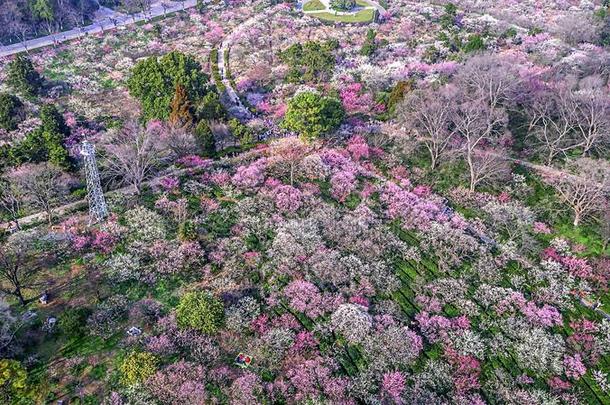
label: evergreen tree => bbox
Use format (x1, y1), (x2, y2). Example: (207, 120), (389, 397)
(0, 93), (24, 131)
(279, 40), (337, 83)
(169, 84), (194, 128)
(440, 3), (458, 28)
(127, 51), (210, 121)
(360, 29), (377, 57)
(196, 91), (226, 121)
(6, 55), (43, 98)
(463, 34), (485, 53)
(228, 118), (255, 147)
(10, 105), (71, 169)
(282, 91), (345, 143)
(195, 121), (216, 157)
(31, 0), (55, 30)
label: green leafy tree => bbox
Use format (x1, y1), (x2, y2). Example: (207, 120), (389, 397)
(6, 55), (43, 98)
(176, 291), (224, 334)
(11, 104), (71, 169)
(0, 359), (29, 403)
(127, 51), (211, 121)
(195, 121), (216, 157)
(119, 351), (157, 386)
(196, 92), (226, 121)
(31, 0), (55, 32)
(282, 91), (345, 143)
(229, 118), (255, 147)
(280, 41), (337, 83)
(330, 0), (355, 10)
(0, 93), (24, 131)
(360, 29), (378, 57)
(58, 307), (91, 338)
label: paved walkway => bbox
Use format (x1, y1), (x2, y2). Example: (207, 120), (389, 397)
(217, 5), (288, 121)
(0, 0), (197, 58)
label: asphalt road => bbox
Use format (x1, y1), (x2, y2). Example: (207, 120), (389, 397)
(0, 0), (197, 58)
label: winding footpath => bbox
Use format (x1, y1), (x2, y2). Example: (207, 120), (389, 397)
(0, 0), (197, 58)
(216, 4), (289, 120)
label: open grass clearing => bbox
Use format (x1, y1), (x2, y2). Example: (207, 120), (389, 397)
(303, 0), (326, 11)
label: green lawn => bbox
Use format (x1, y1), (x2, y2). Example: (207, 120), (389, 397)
(308, 9), (375, 23)
(303, 0), (326, 11)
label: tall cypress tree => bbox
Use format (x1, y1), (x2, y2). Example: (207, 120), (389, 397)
(169, 85), (194, 128)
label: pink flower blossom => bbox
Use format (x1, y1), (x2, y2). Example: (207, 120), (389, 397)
(381, 371), (406, 402)
(283, 280), (326, 319)
(159, 176), (180, 191)
(547, 376), (571, 391)
(330, 170), (357, 202)
(273, 184), (303, 213)
(178, 155), (212, 168)
(521, 302), (563, 327)
(564, 354), (586, 380)
(232, 159), (266, 190)
(533, 221), (552, 234)
(346, 136), (370, 161)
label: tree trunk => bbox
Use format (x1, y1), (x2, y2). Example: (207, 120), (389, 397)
(15, 287), (26, 307)
(573, 211), (580, 227)
(467, 153), (476, 192)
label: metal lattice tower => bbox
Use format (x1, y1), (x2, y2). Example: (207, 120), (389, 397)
(80, 141), (108, 224)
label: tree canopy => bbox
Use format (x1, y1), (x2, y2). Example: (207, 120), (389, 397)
(0, 93), (24, 131)
(279, 40), (338, 83)
(9, 104), (72, 169)
(6, 55), (43, 98)
(282, 91), (345, 142)
(127, 51), (211, 121)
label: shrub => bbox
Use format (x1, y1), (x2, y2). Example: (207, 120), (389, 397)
(178, 221), (199, 241)
(58, 307), (92, 338)
(0, 359), (29, 403)
(330, 0), (355, 11)
(176, 291), (224, 334)
(119, 351), (158, 386)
